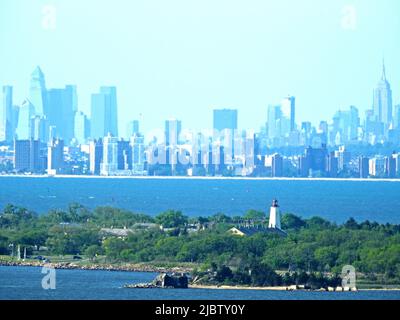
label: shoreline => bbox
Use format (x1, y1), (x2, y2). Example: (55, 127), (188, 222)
(0, 260), (193, 274)
(1, 174), (400, 182)
(1, 263), (399, 292)
(189, 284), (400, 292)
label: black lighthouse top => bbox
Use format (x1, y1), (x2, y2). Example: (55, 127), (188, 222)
(272, 199), (279, 208)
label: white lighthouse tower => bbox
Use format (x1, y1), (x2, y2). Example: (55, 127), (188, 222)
(268, 199), (281, 230)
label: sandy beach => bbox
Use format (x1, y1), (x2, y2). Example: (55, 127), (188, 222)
(189, 284), (400, 292)
(190, 284), (289, 291)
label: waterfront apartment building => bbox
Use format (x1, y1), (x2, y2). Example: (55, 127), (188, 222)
(89, 139), (103, 175)
(100, 134), (118, 176)
(359, 156), (370, 179)
(131, 134), (146, 175)
(299, 145), (328, 177)
(327, 152), (339, 178)
(386, 154), (397, 178)
(47, 139), (65, 175)
(14, 139), (41, 172)
(117, 139), (132, 170)
(271, 153), (283, 177)
(369, 157), (386, 177)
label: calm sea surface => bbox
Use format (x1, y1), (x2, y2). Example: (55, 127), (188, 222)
(1, 266), (399, 300)
(0, 177), (400, 223)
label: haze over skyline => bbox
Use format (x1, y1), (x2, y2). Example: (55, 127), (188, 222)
(1, 0), (399, 134)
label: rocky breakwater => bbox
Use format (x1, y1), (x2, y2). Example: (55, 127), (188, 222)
(0, 260), (44, 268)
(0, 260), (192, 274)
(125, 273), (189, 289)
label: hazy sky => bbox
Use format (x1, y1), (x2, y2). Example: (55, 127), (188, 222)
(0, 0), (399, 134)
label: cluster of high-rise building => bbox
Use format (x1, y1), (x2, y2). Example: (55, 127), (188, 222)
(0, 62), (399, 178)
(261, 62), (398, 150)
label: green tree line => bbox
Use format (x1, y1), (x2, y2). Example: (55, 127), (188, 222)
(1, 204), (400, 284)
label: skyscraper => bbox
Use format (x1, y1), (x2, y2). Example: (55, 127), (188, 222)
(359, 156), (370, 179)
(47, 87), (75, 143)
(127, 120), (140, 138)
(100, 133), (118, 176)
(47, 139), (65, 175)
(213, 109), (238, 132)
(68, 85), (78, 113)
(100, 86), (118, 137)
(1, 86), (14, 142)
(394, 105), (400, 129)
(364, 108), (384, 139)
(327, 152), (338, 178)
(369, 157), (386, 177)
(271, 153), (283, 177)
(117, 139), (131, 170)
(29, 66), (47, 116)
(14, 139), (41, 172)
(89, 139), (103, 175)
(30, 115), (48, 142)
(336, 146), (351, 171)
(281, 96), (296, 132)
(165, 119), (182, 146)
(64, 85), (77, 141)
(91, 87), (118, 139)
(14, 140), (30, 171)
(12, 105), (19, 139)
(131, 134), (145, 174)
(74, 111), (90, 144)
(386, 154), (397, 179)
(16, 100), (34, 140)
(91, 93), (107, 139)
(267, 105), (282, 142)
(373, 60), (393, 129)
(300, 145), (328, 176)
(331, 106), (360, 144)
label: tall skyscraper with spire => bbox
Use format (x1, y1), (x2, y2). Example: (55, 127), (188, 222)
(29, 66), (47, 116)
(373, 60), (393, 130)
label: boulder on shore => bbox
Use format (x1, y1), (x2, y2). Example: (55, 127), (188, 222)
(152, 273), (188, 289)
(125, 273), (189, 289)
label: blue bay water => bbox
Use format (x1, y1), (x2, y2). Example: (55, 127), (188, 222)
(1, 266), (400, 300)
(0, 177), (400, 223)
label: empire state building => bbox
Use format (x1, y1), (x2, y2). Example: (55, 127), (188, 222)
(373, 60), (393, 129)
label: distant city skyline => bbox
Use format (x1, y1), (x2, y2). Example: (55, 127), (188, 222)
(1, 59), (398, 139)
(2, 64), (400, 179)
(1, 0), (400, 134)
